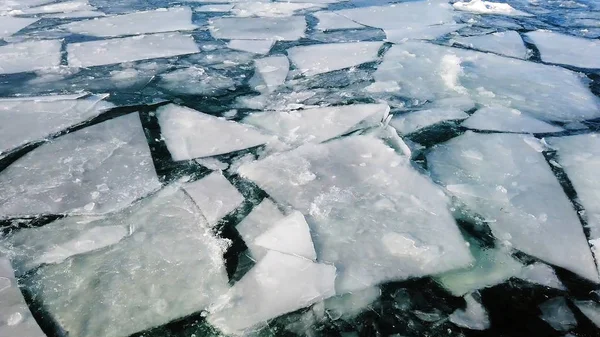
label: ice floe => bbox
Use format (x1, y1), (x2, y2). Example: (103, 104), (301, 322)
(0, 39), (61, 75)
(427, 132), (599, 282)
(462, 106), (564, 133)
(384, 24), (466, 43)
(0, 113), (161, 218)
(236, 199), (286, 260)
(390, 108), (469, 135)
(61, 7), (197, 37)
(209, 16), (306, 41)
(254, 210), (317, 260)
(0, 16), (38, 39)
(452, 31), (528, 59)
(449, 293), (490, 330)
(67, 33), (200, 68)
(526, 30), (600, 69)
(195, 4), (233, 12)
(239, 135), (473, 294)
(539, 297), (577, 331)
(18, 0), (95, 15)
(250, 55), (289, 93)
(574, 300), (600, 327)
(157, 103), (271, 161)
(287, 41), (382, 76)
(453, 0), (532, 16)
(227, 39), (274, 54)
(183, 172), (244, 226)
(313, 11), (364, 31)
(231, 2), (323, 17)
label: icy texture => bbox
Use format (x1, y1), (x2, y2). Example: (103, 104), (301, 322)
(384, 24), (466, 43)
(67, 33), (199, 68)
(231, 2), (323, 17)
(287, 42), (382, 76)
(574, 300), (600, 327)
(195, 4), (233, 12)
(0, 39), (61, 75)
(0, 16), (38, 38)
(238, 135), (473, 293)
(375, 42), (600, 122)
(526, 30), (600, 69)
(0, 113), (161, 218)
(324, 286), (381, 321)
(25, 186), (230, 337)
(449, 293), (490, 330)
(183, 172), (244, 226)
(453, 31), (527, 59)
(251, 56), (289, 93)
(255, 210), (317, 260)
(208, 250), (336, 335)
(227, 39), (274, 54)
(539, 297), (577, 331)
(390, 108), (469, 135)
(453, 0), (532, 16)
(157, 103), (271, 161)
(209, 16), (306, 41)
(158, 67), (235, 96)
(62, 7), (197, 37)
(195, 157), (229, 170)
(44, 10), (105, 18)
(0, 94), (112, 155)
(519, 263), (565, 290)
(427, 132), (599, 282)
(236, 199), (286, 260)
(0, 257), (45, 337)
(19, 0), (95, 14)
(244, 103), (389, 145)
(313, 11), (363, 31)
(462, 106), (563, 133)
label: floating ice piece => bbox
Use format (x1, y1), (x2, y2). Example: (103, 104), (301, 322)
(0, 257), (46, 337)
(325, 286), (381, 321)
(0, 0), (55, 12)
(255, 210), (316, 260)
(375, 42), (600, 122)
(0, 113), (161, 218)
(183, 172), (244, 225)
(453, 0), (532, 16)
(449, 293), (490, 330)
(0, 39), (61, 75)
(67, 33), (199, 68)
(239, 135), (473, 294)
(453, 31), (527, 59)
(210, 16), (306, 41)
(313, 11), (364, 31)
(227, 39), (274, 54)
(195, 4), (234, 12)
(236, 199), (286, 260)
(251, 56), (289, 93)
(24, 187), (230, 337)
(157, 104), (271, 161)
(158, 66), (235, 96)
(244, 103), (389, 145)
(427, 132), (599, 282)
(196, 157), (229, 170)
(208, 250), (336, 335)
(62, 7), (196, 37)
(539, 297), (577, 331)
(287, 42), (382, 76)
(19, 0), (95, 14)
(574, 300), (600, 327)
(526, 30), (600, 69)
(462, 106), (563, 133)
(390, 108), (468, 135)
(425, 96), (476, 111)
(275, 0), (342, 3)
(0, 93), (112, 155)
(232, 2), (323, 17)
(519, 263), (565, 290)
(44, 10), (105, 18)
(385, 24), (466, 43)
(0, 16), (38, 38)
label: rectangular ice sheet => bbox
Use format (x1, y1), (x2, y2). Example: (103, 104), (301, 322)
(0, 39), (61, 75)
(209, 16), (306, 41)
(67, 33), (200, 67)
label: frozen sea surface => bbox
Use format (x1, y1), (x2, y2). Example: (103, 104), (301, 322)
(0, 0), (600, 336)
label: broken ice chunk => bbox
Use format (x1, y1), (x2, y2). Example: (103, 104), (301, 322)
(183, 172), (244, 226)
(18, 0), (95, 15)
(0, 39), (61, 75)
(539, 297), (577, 331)
(313, 11), (364, 31)
(243, 103), (389, 145)
(0, 113), (161, 218)
(449, 293), (490, 330)
(427, 132), (599, 282)
(195, 4), (234, 12)
(0, 257), (46, 337)
(210, 16), (306, 41)
(574, 300), (600, 327)
(384, 24), (466, 43)
(67, 33), (200, 68)
(156, 103), (271, 161)
(24, 186), (230, 337)
(453, 0), (532, 16)
(251, 55), (289, 93)
(324, 286), (381, 321)
(208, 250), (336, 335)
(526, 30), (600, 69)
(158, 66), (235, 96)
(389, 108), (469, 135)
(232, 2), (323, 17)
(0, 16), (38, 39)
(236, 199), (286, 260)
(519, 263), (565, 290)
(61, 7), (197, 37)
(44, 10), (105, 18)
(255, 210), (317, 260)
(453, 31), (527, 59)
(196, 157), (229, 170)
(461, 106), (564, 133)
(227, 39), (274, 54)
(238, 135), (473, 294)
(287, 42), (382, 76)
(0, 93), (112, 155)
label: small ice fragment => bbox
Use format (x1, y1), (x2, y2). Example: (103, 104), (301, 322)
(574, 300), (600, 328)
(518, 263), (565, 290)
(390, 108), (468, 134)
(287, 42), (382, 76)
(236, 199), (286, 260)
(255, 210), (316, 260)
(539, 297), (577, 331)
(251, 56), (289, 93)
(449, 293), (490, 330)
(195, 158), (229, 171)
(183, 172), (244, 226)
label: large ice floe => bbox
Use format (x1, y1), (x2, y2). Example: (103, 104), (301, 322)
(526, 30), (600, 69)
(0, 40), (61, 75)
(209, 16), (306, 40)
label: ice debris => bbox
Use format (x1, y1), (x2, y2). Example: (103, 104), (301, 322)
(449, 293), (490, 330)
(227, 39), (274, 54)
(539, 297), (577, 331)
(255, 210), (317, 260)
(390, 108), (469, 135)
(236, 199), (286, 260)
(183, 172), (244, 226)
(453, 0), (532, 16)
(251, 55), (289, 93)
(574, 300), (600, 328)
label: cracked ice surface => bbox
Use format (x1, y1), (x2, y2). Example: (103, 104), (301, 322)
(452, 31), (528, 59)
(0, 113), (161, 218)
(0, 39), (61, 75)
(238, 135), (473, 294)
